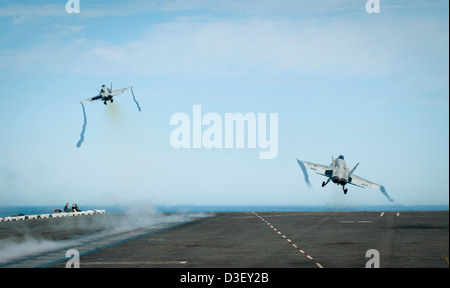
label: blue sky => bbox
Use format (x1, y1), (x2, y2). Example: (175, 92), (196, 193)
(0, 0), (448, 208)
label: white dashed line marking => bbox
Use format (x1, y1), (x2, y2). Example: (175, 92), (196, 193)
(380, 212), (400, 217)
(252, 212), (323, 268)
(339, 221), (373, 223)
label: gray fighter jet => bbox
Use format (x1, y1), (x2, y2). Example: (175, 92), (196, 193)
(81, 83), (132, 105)
(297, 155), (393, 202)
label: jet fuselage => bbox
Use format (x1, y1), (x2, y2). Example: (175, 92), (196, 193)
(332, 157), (349, 186)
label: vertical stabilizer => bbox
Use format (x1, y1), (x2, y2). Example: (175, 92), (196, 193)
(349, 163), (359, 177)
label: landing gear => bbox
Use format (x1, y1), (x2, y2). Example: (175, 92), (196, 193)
(111, 99), (114, 103)
(321, 178), (348, 195)
(104, 101), (107, 105)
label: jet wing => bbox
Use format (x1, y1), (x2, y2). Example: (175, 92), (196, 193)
(110, 86), (132, 96)
(349, 174), (393, 202)
(81, 95), (102, 103)
(348, 174), (381, 189)
(296, 158), (332, 188)
(298, 159), (331, 177)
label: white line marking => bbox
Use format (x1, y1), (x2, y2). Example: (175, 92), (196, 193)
(83, 261), (188, 265)
(339, 221), (372, 223)
(252, 211), (323, 268)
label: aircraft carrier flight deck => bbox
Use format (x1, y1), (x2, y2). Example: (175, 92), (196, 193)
(0, 211), (448, 268)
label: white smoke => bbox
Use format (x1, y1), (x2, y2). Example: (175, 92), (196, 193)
(0, 202), (212, 265)
(0, 236), (79, 264)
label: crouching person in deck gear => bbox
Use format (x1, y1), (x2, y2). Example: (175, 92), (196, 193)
(64, 203), (82, 212)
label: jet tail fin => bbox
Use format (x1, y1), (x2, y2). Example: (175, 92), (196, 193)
(349, 162), (359, 177)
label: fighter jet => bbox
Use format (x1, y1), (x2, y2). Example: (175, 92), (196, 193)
(297, 155), (393, 202)
(81, 83), (132, 105)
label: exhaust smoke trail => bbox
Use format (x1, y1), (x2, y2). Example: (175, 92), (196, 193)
(131, 87), (141, 112)
(297, 159), (312, 188)
(76, 102), (87, 148)
(380, 186), (394, 202)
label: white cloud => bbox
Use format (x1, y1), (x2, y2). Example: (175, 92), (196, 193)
(0, 4), (65, 17)
(0, 0), (447, 94)
(1, 0), (446, 20)
(1, 16), (447, 84)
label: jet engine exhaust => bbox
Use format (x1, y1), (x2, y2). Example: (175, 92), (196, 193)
(76, 102), (87, 148)
(131, 87), (141, 112)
